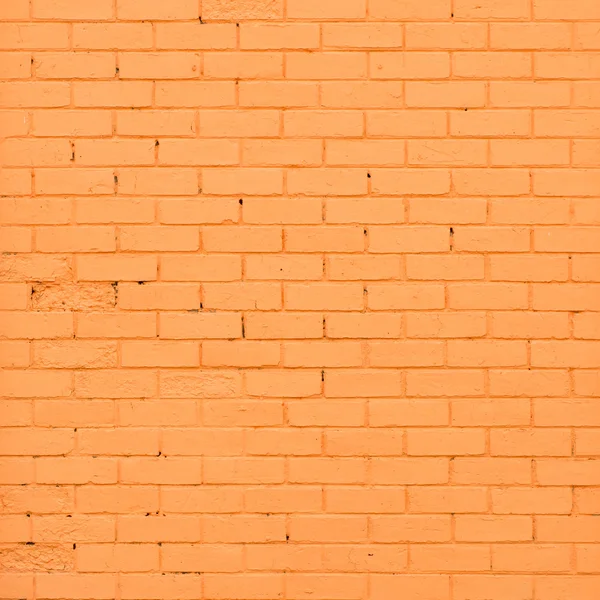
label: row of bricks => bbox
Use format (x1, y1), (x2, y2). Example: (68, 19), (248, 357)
(4, 226), (600, 252)
(6, 255), (600, 286)
(0, 426), (597, 456)
(3, 22), (600, 51)
(4, 109), (600, 138)
(3, 542), (600, 575)
(4, 280), (600, 310)
(4, 51), (600, 81)
(1, 197), (597, 226)
(1, 81), (598, 108)
(1, 484), (598, 514)
(2, 398), (597, 427)
(2, 168), (600, 196)
(2, 572), (600, 600)
(2, 138), (600, 167)
(3, 0), (599, 21)
(2, 309), (600, 338)
(4, 250), (600, 283)
(1, 511), (600, 541)
(2, 368), (600, 398)
(4, 339), (600, 368)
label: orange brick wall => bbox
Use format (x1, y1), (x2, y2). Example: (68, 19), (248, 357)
(1, 0), (600, 598)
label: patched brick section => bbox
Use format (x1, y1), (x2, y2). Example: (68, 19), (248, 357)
(30, 283), (117, 311)
(0, 0), (599, 598)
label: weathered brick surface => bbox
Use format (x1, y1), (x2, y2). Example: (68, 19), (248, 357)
(0, 0), (599, 597)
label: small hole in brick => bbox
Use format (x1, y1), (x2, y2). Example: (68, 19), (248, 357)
(367, 173), (371, 178)
(239, 199), (243, 205)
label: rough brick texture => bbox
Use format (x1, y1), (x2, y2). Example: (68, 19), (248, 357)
(1, 0), (600, 598)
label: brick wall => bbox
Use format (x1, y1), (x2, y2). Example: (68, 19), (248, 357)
(1, 0), (600, 598)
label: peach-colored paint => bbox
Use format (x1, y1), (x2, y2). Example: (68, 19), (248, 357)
(1, 0), (600, 598)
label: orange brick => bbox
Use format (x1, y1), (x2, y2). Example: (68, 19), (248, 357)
(408, 139), (486, 166)
(325, 369), (402, 397)
(448, 340), (527, 367)
(368, 284), (445, 310)
(407, 429), (485, 456)
(159, 370), (241, 398)
(0, 340), (30, 367)
(246, 369), (320, 398)
(407, 23), (486, 49)
(456, 51), (532, 78)
(371, 515), (450, 542)
(0, 254), (70, 281)
(407, 370), (484, 397)
(246, 429), (321, 456)
(452, 399), (530, 427)
(73, 23), (153, 49)
(491, 487), (572, 515)
(35, 400), (114, 428)
(327, 140), (406, 166)
(369, 340), (443, 367)
(160, 256), (240, 282)
(162, 544), (243, 573)
(536, 576), (600, 600)
(155, 23), (235, 50)
(577, 545), (600, 572)
(450, 109), (530, 137)
(0, 53), (31, 79)
(33, 340), (117, 368)
(118, 401), (196, 427)
(453, 458), (532, 484)
(411, 544), (490, 572)
(240, 82), (318, 108)
(408, 486), (488, 513)
(535, 399), (600, 427)
(78, 430), (159, 457)
(406, 312), (487, 339)
(116, 110), (196, 136)
(1, 370), (71, 398)
(287, 575), (367, 600)
(241, 24), (319, 49)
(285, 283), (363, 310)
(491, 429), (571, 456)
(456, 515), (532, 542)
(121, 341), (199, 367)
(0, 0), (30, 19)
(120, 226), (199, 251)
(75, 370), (157, 399)
(492, 544), (570, 573)
(77, 543), (158, 573)
(370, 400), (448, 427)
(1, 25), (68, 50)
(490, 369), (569, 397)
(76, 255), (157, 282)
(407, 255), (484, 280)
(35, 574), (116, 599)
(536, 516), (600, 542)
